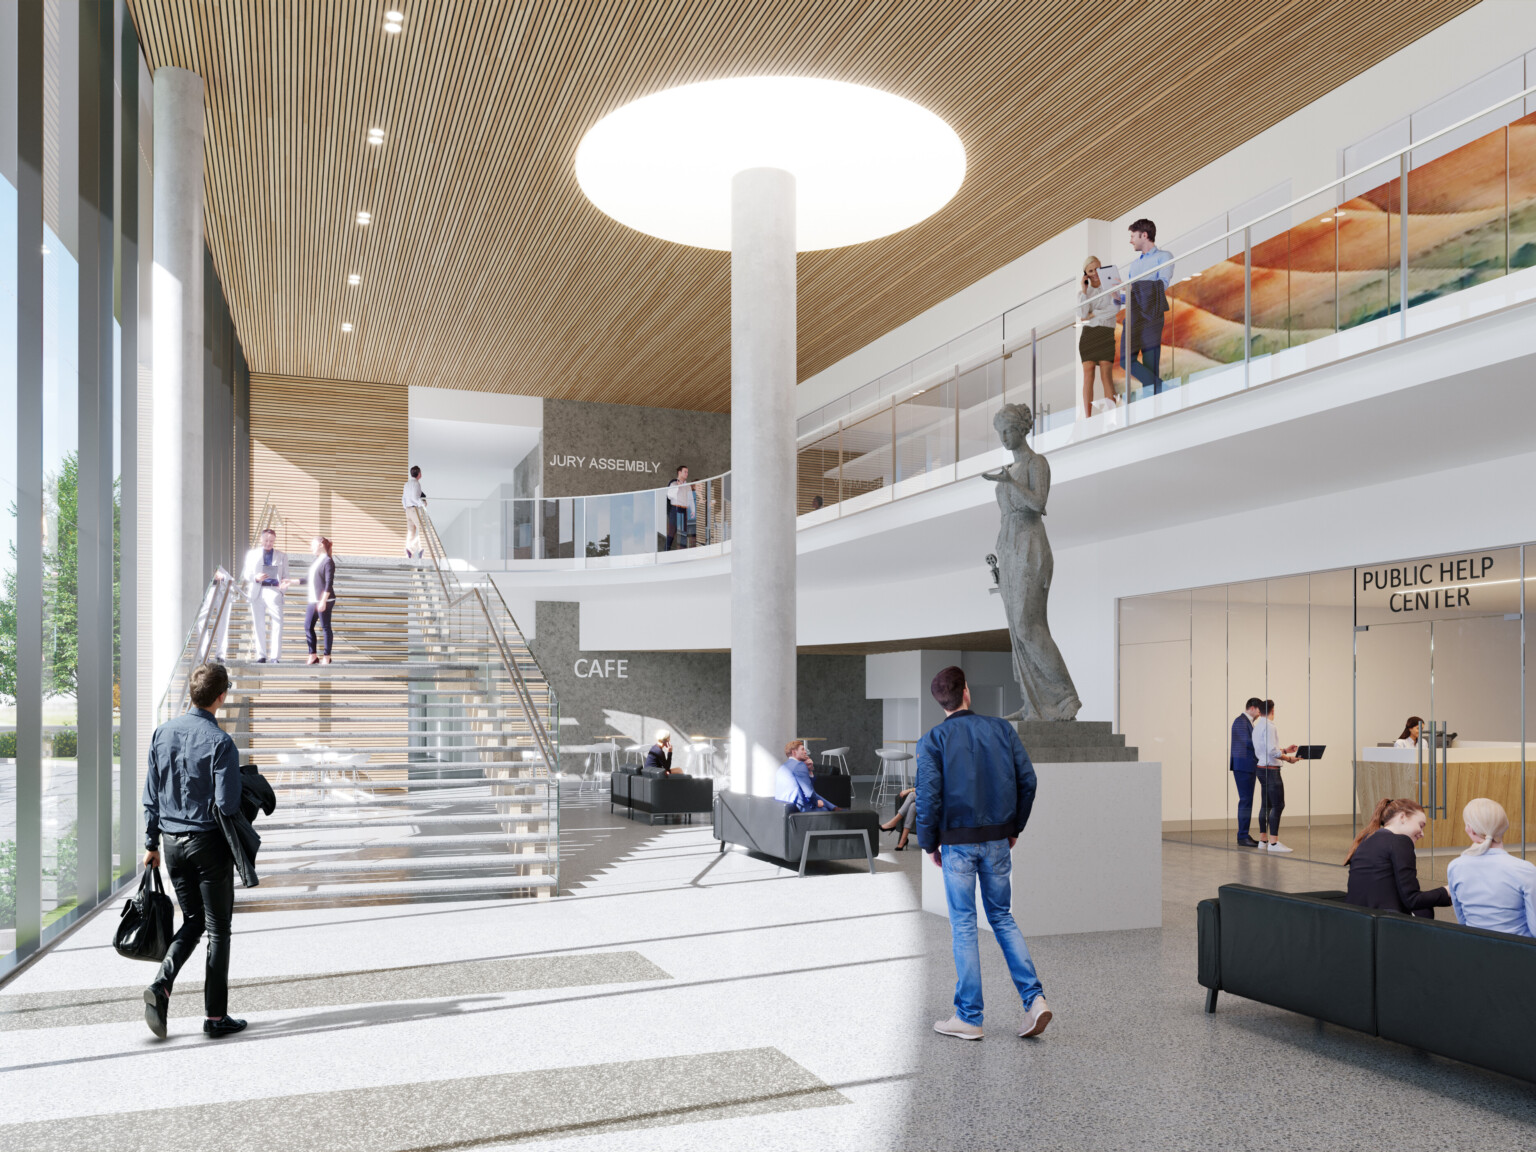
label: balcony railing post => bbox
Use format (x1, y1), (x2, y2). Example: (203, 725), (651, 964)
(1399, 151), (1409, 339)
(1030, 326), (1037, 445)
(1243, 225), (1252, 389)
(836, 422), (844, 515)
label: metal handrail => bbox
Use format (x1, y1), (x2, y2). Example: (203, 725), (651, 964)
(415, 507), (560, 778)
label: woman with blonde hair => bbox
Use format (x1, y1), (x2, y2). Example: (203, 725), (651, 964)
(1446, 798), (1536, 937)
(1076, 256), (1119, 417)
(1345, 797), (1451, 918)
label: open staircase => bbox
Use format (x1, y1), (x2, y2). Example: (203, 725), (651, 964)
(159, 504), (560, 906)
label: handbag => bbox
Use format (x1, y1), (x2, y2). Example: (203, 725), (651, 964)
(113, 866), (175, 963)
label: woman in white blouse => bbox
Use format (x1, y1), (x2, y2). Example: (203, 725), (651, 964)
(1393, 716), (1423, 749)
(1251, 700), (1299, 853)
(1076, 257), (1119, 417)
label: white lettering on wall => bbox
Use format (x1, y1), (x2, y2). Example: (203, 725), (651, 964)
(574, 658), (630, 679)
(547, 454), (661, 475)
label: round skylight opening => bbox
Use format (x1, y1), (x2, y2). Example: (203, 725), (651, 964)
(575, 76), (966, 251)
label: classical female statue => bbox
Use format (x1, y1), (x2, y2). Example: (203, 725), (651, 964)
(982, 403), (1082, 722)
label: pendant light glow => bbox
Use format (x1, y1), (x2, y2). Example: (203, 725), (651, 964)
(576, 77), (966, 251)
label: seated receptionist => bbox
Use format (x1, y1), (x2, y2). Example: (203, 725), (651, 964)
(1345, 797), (1451, 919)
(644, 731), (675, 775)
(774, 740), (840, 813)
(1393, 716), (1423, 749)
(1447, 798), (1536, 938)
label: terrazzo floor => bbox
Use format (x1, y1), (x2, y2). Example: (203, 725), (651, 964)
(1, 785), (1533, 1150)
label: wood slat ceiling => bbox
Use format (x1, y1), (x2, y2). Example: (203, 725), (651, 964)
(128, 0), (1476, 413)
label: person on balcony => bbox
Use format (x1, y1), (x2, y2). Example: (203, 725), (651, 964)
(1077, 256), (1118, 416)
(1119, 219), (1173, 396)
(403, 465), (428, 559)
(238, 527), (295, 663)
(775, 739), (840, 812)
(665, 465), (695, 550)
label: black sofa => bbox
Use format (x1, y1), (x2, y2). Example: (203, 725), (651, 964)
(609, 765), (713, 824)
(712, 791), (880, 876)
(1198, 883), (1536, 1084)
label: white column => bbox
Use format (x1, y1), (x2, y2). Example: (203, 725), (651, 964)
(151, 66), (205, 695)
(729, 168), (797, 796)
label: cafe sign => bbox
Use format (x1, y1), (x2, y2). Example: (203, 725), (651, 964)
(1355, 548), (1521, 625)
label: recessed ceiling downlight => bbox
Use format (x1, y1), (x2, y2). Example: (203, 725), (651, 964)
(575, 76), (966, 251)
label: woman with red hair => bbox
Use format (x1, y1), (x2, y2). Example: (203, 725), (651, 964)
(1345, 797), (1451, 918)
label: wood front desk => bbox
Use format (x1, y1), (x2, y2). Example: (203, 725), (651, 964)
(1358, 743), (1528, 845)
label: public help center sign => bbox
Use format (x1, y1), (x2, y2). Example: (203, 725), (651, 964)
(1355, 548), (1521, 626)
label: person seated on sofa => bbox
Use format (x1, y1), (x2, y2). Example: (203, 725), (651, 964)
(1344, 797), (1451, 919)
(644, 731), (676, 775)
(774, 740), (841, 812)
(1447, 797), (1536, 938)
(879, 787), (916, 851)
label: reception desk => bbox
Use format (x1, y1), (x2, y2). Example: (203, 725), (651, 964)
(1358, 743), (1528, 846)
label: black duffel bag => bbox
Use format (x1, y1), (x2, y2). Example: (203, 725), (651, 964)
(113, 867), (174, 963)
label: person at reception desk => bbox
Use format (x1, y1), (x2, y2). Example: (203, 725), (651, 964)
(774, 740), (841, 812)
(1251, 700), (1298, 854)
(1447, 798), (1536, 938)
(644, 731), (676, 774)
(1229, 698), (1263, 848)
(1394, 717), (1423, 749)
(1344, 798), (1451, 919)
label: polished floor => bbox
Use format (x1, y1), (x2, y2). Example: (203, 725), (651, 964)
(1, 786), (1534, 1150)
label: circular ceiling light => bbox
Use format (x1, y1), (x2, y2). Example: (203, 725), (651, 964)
(575, 76), (966, 251)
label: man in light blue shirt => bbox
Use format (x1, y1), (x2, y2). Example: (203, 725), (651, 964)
(774, 740), (840, 812)
(1119, 218), (1173, 396)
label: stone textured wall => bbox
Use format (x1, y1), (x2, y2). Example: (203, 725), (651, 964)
(541, 398), (730, 497)
(530, 602), (881, 777)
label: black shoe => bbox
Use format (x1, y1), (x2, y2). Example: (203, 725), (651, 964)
(203, 1015), (247, 1037)
(255, 657), (267, 664)
(143, 985), (169, 1039)
(1237, 836), (1260, 848)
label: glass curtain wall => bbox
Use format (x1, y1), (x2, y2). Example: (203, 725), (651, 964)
(1, 0), (148, 975)
(1123, 549), (1526, 870)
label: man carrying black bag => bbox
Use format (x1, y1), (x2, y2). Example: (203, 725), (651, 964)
(141, 662), (247, 1039)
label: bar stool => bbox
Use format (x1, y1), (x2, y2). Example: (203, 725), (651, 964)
(820, 746), (851, 775)
(873, 748), (914, 806)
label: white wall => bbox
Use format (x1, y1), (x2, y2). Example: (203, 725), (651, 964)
(796, 1), (1536, 419)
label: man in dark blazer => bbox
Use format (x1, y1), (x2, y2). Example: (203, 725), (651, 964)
(1230, 698), (1263, 847)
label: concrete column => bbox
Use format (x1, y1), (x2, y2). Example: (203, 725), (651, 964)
(729, 168), (797, 796)
(151, 67), (204, 695)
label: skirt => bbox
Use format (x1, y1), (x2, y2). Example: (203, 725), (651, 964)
(1079, 324), (1116, 363)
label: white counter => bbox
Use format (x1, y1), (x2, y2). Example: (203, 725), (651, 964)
(921, 760), (1162, 937)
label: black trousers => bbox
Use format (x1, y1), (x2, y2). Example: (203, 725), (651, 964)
(156, 830), (235, 1017)
(1256, 767), (1285, 837)
(305, 602), (334, 655)
(1232, 769), (1256, 838)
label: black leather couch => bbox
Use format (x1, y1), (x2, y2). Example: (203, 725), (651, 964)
(1198, 883), (1536, 1084)
(712, 791), (880, 876)
(610, 765), (713, 824)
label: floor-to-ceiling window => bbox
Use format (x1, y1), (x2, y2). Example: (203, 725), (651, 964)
(0, 0), (19, 962)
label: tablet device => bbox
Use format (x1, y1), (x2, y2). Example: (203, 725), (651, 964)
(1094, 263), (1122, 290)
(1294, 745), (1325, 760)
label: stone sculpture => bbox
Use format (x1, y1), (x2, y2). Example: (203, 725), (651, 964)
(982, 403), (1082, 722)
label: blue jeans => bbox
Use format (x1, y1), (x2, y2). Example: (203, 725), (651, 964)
(665, 506), (689, 549)
(941, 839), (1044, 1025)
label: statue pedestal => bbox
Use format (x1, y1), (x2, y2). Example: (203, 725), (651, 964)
(921, 759), (1162, 937)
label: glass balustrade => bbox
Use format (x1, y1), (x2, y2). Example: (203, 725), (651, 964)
(432, 85), (1536, 572)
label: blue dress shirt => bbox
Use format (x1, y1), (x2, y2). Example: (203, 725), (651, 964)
(1124, 245), (1174, 289)
(774, 757), (837, 812)
(1447, 847), (1536, 937)
(143, 707), (242, 849)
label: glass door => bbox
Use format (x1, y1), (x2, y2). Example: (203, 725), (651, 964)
(1355, 548), (1523, 887)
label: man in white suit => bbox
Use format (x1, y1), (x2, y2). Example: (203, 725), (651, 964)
(237, 527), (295, 662)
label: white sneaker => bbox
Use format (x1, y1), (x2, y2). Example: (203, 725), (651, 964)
(1267, 841), (1293, 854)
(1020, 995), (1053, 1038)
(933, 1016), (984, 1041)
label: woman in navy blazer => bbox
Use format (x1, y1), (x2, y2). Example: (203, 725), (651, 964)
(1345, 797), (1451, 918)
